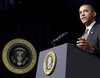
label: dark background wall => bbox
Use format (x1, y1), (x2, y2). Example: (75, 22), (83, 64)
(0, 0), (100, 78)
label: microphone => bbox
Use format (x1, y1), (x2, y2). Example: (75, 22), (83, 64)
(51, 32), (68, 46)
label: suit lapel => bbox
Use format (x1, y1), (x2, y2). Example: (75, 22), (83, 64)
(87, 23), (97, 41)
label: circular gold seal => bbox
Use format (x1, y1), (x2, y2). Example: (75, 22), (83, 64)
(43, 51), (56, 75)
(2, 38), (37, 74)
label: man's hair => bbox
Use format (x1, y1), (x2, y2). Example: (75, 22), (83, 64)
(80, 4), (95, 12)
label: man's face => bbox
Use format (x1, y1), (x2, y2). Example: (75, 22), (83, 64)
(79, 5), (96, 26)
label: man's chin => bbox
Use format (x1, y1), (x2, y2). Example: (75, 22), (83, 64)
(81, 20), (87, 24)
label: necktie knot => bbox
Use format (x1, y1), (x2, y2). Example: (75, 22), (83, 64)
(85, 28), (89, 34)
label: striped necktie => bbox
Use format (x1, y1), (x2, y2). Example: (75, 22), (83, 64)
(82, 28), (89, 40)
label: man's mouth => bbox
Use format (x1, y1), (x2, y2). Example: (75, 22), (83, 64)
(81, 17), (86, 19)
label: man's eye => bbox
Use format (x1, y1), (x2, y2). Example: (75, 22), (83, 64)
(79, 12), (82, 14)
(84, 10), (88, 12)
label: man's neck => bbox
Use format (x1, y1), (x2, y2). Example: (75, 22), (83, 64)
(85, 19), (95, 27)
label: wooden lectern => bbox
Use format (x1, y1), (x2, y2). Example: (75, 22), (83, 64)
(36, 43), (100, 78)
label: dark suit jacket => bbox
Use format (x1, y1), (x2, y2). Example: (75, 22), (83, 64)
(87, 23), (100, 57)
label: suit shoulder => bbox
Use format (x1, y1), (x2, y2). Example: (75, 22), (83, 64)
(94, 23), (100, 28)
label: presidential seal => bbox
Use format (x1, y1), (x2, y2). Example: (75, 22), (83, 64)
(2, 38), (37, 74)
(43, 51), (56, 75)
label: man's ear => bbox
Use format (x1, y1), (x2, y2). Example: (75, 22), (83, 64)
(93, 11), (97, 17)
